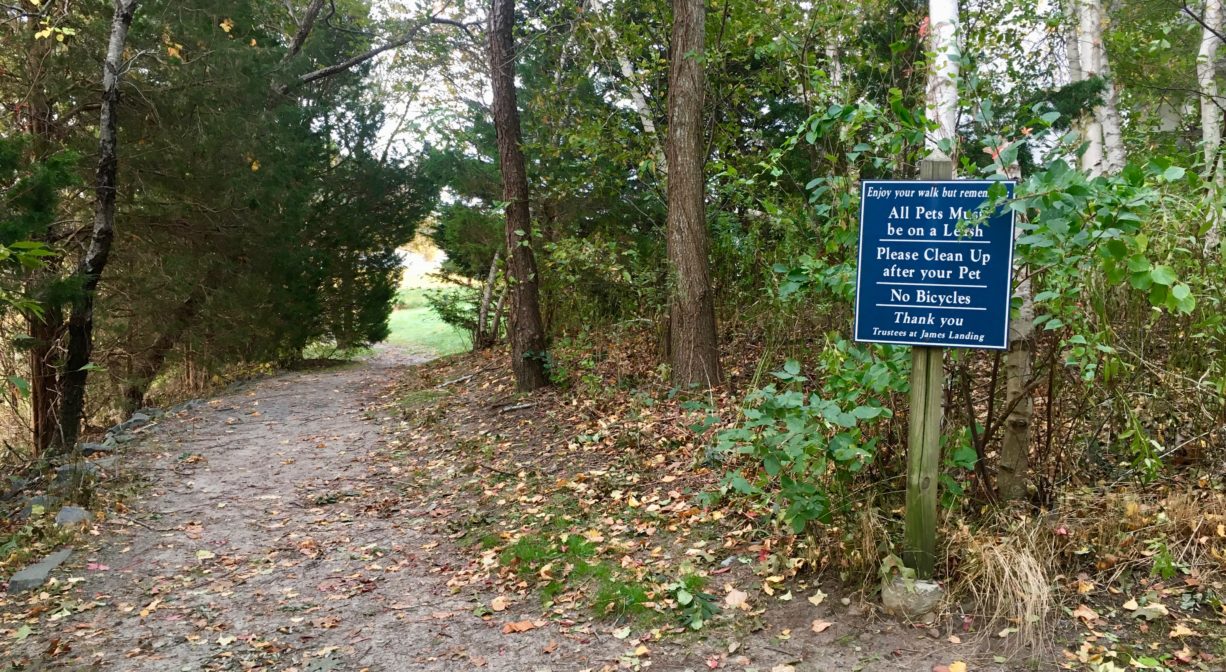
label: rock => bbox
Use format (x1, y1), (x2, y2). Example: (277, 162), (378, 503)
(19, 494), (60, 519)
(54, 506), (91, 526)
(111, 432), (134, 444)
(79, 442), (111, 457)
(129, 412), (152, 424)
(6, 547), (73, 594)
(93, 456), (119, 470)
(1, 476), (29, 501)
(858, 632), (873, 642)
(55, 462), (101, 485)
(881, 575), (945, 619)
(926, 627), (940, 639)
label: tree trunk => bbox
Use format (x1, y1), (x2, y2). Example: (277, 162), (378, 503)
(54, 0), (140, 452)
(594, 0), (667, 175)
(1077, 0), (1125, 175)
(489, 0), (549, 392)
(996, 159), (1032, 502)
(665, 0), (721, 390)
(1065, 0), (1083, 84)
(1201, 0), (1224, 255)
(475, 250), (501, 350)
(491, 287), (508, 345)
(925, 0), (959, 153)
(122, 274), (213, 411)
(27, 309), (62, 456)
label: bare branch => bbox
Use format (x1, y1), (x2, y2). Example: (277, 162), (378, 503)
(283, 0), (326, 62)
(280, 15), (476, 93)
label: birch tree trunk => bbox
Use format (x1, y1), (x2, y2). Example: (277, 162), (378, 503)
(1065, 0), (1082, 84)
(593, 0), (667, 175)
(666, 0), (721, 389)
(489, 0), (550, 391)
(1078, 0), (1104, 175)
(1200, 0), (1224, 254)
(475, 250), (501, 350)
(1077, 0), (1126, 175)
(54, 0), (140, 452)
(926, 0), (959, 152)
(996, 159), (1033, 502)
(825, 44), (844, 88)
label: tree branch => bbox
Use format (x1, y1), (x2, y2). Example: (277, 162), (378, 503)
(283, 0), (326, 62)
(280, 15), (477, 93)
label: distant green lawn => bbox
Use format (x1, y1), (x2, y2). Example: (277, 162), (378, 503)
(385, 290), (469, 356)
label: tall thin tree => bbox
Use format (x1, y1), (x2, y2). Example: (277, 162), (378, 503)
(489, 0), (549, 391)
(666, 0), (721, 389)
(1200, 0), (1223, 255)
(54, 0), (141, 451)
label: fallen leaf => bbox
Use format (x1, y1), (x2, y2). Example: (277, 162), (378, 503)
(1122, 598), (1139, 610)
(196, 549), (216, 561)
(542, 640), (558, 654)
(808, 590), (827, 606)
(612, 626), (631, 640)
(725, 588), (749, 610)
(1169, 623), (1198, 638)
(948, 635), (962, 644)
(491, 596), (510, 612)
(770, 666), (796, 672)
(811, 619), (833, 633)
(634, 644), (650, 656)
(582, 529), (605, 543)
(1072, 604), (1099, 623)
(1133, 603), (1169, 621)
(949, 662), (967, 672)
(502, 620), (540, 634)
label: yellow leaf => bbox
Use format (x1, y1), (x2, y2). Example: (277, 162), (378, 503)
(582, 529), (604, 543)
(249, 38), (257, 47)
(807, 590), (827, 606)
(34, 28), (53, 40)
(1169, 623), (1198, 638)
(167, 46), (181, 58)
(949, 662), (967, 672)
(250, 160), (260, 172)
(633, 644), (649, 656)
(220, 18), (234, 33)
(490, 595), (510, 612)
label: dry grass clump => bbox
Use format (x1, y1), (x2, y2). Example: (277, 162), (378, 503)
(1042, 487), (1226, 582)
(949, 511), (1056, 652)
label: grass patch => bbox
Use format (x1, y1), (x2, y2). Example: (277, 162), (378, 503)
(386, 288), (469, 356)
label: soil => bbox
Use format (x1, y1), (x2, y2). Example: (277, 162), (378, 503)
(1, 346), (1012, 672)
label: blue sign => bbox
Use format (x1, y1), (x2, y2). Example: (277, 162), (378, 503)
(854, 180), (1016, 350)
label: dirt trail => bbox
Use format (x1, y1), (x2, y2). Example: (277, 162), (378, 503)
(4, 346), (1006, 672)
(4, 347), (634, 671)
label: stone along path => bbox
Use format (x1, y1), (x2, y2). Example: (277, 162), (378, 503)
(3, 347), (629, 671)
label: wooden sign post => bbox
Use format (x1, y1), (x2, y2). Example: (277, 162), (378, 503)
(903, 152), (952, 579)
(853, 150), (1016, 586)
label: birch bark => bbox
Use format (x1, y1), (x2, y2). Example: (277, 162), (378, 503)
(1200, 0), (1224, 254)
(926, 0), (959, 152)
(55, 0), (141, 451)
